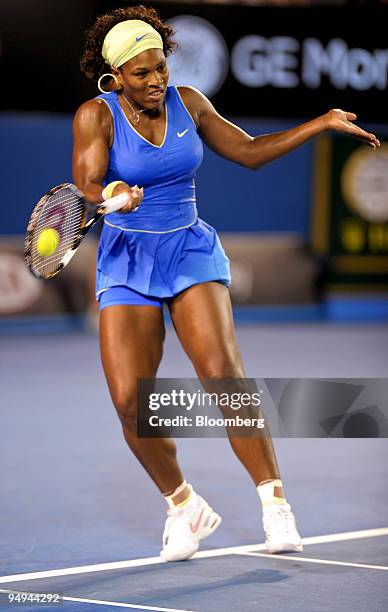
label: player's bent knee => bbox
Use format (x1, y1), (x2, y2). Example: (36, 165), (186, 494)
(111, 389), (138, 433)
(197, 357), (244, 380)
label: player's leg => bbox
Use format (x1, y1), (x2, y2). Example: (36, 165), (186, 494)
(169, 281), (281, 487)
(100, 298), (221, 561)
(100, 302), (186, 497)
(169, 281), (302, 553)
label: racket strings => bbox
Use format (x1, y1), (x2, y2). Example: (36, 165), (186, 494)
(29, 187), (85, 277)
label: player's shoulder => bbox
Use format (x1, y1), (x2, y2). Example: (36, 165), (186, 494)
(175, 86), (213, 126)
(73, 97), (113, 127)
(176, 85), (207, 105)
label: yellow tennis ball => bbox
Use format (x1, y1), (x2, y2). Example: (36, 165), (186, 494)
(37, 228), (60, 257)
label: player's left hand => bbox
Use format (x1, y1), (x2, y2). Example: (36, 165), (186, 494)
(324, 109), (380, 149)
(112, 183), (144, 213)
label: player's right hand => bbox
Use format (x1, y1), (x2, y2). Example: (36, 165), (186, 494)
(113, 183), (144, 212)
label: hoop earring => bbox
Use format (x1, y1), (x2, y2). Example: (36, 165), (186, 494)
(97, 73), (120, 94)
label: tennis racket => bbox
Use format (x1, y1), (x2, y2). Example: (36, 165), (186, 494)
(24, 183), (131, 279)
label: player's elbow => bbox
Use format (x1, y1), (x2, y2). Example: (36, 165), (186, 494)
(240, 141), (265, 170)
(240, 157), (264, 171)
(235, 151), (260, 170)
(247, 161), (264, 171)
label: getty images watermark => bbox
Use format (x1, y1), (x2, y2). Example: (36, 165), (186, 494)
(148, 388), (265, 430)
(137, 379), (267, 438)
(137, 379), (388, 438)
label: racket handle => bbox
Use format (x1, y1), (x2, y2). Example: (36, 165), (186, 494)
(100, 192), (131, 214)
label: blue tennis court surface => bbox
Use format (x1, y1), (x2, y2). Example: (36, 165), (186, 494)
(1, 323), (387, 611)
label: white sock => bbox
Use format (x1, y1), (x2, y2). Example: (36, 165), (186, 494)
(164, 480), (195, 510)
(257, 479), (287, 508)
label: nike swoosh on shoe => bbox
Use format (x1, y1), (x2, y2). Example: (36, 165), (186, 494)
(190, 508), (204, 533)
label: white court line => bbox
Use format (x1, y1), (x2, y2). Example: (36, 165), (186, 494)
(239, 552), (388, 572)
(0, 589), (193, 612)
(0, 526), (387, 585)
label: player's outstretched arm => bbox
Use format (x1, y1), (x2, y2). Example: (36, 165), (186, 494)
(181, 87), (380, 170)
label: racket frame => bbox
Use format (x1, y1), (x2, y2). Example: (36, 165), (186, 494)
(24, 183), (129, 279)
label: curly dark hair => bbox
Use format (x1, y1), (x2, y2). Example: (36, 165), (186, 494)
(80, 4), (176, 81)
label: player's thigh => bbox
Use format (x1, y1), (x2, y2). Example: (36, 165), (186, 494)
(100, 305), (165, 407)
(169, 282), (245, 378)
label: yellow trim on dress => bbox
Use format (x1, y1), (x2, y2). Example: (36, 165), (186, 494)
(175, 86), (198, 129)
(103, 218), (196, 234)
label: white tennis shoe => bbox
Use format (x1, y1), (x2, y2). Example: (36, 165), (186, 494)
(160, 492), (222, 562)
(263, 503), (303, 554)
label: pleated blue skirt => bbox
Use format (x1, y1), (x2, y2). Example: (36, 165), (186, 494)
(96, 218), (231, 300)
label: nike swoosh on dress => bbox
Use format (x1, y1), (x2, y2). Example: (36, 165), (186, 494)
(177, 129), (189, 138)
(136, 34), (147, 42)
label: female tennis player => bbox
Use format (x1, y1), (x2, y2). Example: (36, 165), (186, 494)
(74, 5), (380, 562)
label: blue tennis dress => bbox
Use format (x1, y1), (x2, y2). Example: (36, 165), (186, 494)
(95, 86), (231, 300)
